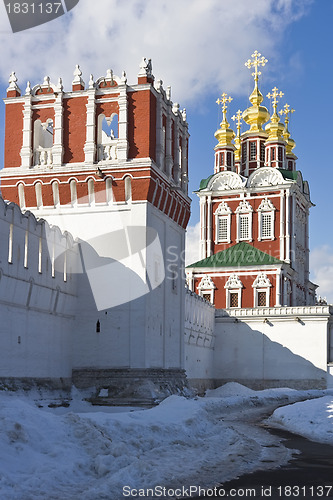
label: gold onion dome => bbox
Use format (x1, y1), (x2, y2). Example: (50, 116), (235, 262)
(242, 51), (270, 132)
(215, 92), (235, 147)
(265, 86), (285, 141)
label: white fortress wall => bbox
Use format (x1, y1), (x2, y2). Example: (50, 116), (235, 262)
(184, 288), (215, 391)
(0, 197), (76, 382)
(214, 306), (333, 390)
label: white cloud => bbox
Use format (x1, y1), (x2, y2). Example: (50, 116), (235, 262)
(185, 221), (200, 266)
(310, 245), (333, 304)
(0, 0), (313, 104)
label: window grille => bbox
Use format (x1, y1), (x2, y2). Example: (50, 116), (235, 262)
(261, 213), (272, 238)
(230, 293), (238, 308)
(250, 142), (256, 160)
(260, 142), (265, 162)
(258, 291), (267, 307)
(218, 217), (228, 241)
(239, 215), (249, 240)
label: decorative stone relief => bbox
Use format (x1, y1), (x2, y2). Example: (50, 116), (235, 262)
(198, 275), (216, 290)
(252, 272), (272, 288)
(225, 274), (243, 289)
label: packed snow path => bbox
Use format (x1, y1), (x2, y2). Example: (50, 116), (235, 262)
(0, 384), (332, 499)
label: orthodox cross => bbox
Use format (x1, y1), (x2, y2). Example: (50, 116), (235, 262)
(266, 86), (284, 115)
(231, 109), (243, 136)
(245, 50), (268, 84)
(216, 92), (232, 122)
(279, 103), (295, 125)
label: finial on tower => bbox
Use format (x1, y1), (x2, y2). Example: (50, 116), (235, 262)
(280, 103), (296, 153)
(216, 92), (233, 126)
(215, 92), (235, 147)
(7, 71), (21, 96)
(72, 64), (85, 90)
(232, 109), (243, 162)
(267, 86), (284, 121)
(242, 51), (270, 132)
(138, 57), (154, 84)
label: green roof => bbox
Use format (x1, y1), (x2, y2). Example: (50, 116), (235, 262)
(198, 174), (214, 190)
(187, 242), (282, 268)
(278, 168), (298, 181)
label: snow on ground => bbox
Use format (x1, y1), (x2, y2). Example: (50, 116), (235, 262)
(0, 384), (331, 500)
(266, 395), (333, 445)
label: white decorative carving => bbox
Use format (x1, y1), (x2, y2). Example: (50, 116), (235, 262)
(235, 199), (253, 213)
(172, 103), (180, 115)
(258, 197), (275, 211)
(88, 74), (95, 89)
(225, 274), (243, 289)
(209, 171), (245, 191)
(25, 81), (31, 95)
(215, 201), (232, 215)
(72, 64), (84, 87)
(7, 71), (21, 93)
(252, 272), (272, 288)
(248, 167), (285, 188)
(198, 275), (216, 290)
(182, 108), (187, 122)
(138, 57), (153, 78)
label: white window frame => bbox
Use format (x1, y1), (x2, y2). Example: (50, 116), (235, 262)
(225, 274), (243, 308)
(214, 201), (231, 244)
(258, 197), (275, 241)
(252, 273), (272, 307)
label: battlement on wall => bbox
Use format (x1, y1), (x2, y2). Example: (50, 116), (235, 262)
(0, 195), (76, 315)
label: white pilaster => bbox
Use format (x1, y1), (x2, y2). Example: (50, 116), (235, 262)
(200, 196), (207, 259)
(275, 269), (281, 307)
(285, 190), (290, 263)
(20, 95), (32, 168)
(117, 84), (128, 161)
(206, 195), (212, 257)
(84, 88), (96, 164)
(165, 109), (173, 178)
(52, 93), (64, 166)
(279, 189), (285, 260)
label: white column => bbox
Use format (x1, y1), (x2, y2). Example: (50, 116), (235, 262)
(279, 189), (285, 260)
(20, 95), (32, 168)
(52, 93), (64, 166)
(206, 195), (212, 257)
(84, 88), (96, 164)
(200, 196), (207, 259)
(117, 84), (128, 161)
(165, 109), (173, 178)
(291, 192), (296, 267)
(275, 269), (281, 307)
(155, 94), (164, 170)
(285, 190), (290, 263)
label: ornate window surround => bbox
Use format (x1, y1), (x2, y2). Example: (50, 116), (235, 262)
(214, 201), (232, 244)
(252, 272), (272, 307)
(198, 275), (216, 304)
(258, 197), (275, 241)
(225, 274), (243, 308)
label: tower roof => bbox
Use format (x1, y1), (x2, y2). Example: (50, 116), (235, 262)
(187, 242), (282, 268)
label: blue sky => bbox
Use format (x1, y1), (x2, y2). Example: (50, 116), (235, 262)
(0, 0), (332, 299)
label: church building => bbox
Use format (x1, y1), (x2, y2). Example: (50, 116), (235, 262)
(186, 51), (316, 310)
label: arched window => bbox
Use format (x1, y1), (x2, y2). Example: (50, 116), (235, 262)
(105, 177), (113, 204)
(88, 178), (95, 206)
(225, 274), (243, 308)
(18, 183), (26, 209)
(52, 181), (60, 207)
(70, 180), (77, 207)
(34, 118), (53, 166)
(124, 176), (132, 203)
(35, 182), (43, 208)
(97, 113), (118, 161)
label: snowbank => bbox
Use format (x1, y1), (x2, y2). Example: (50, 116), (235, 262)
(205, 382), (255, 398)
(0, 386), (330, 499)
(267, 395), (333, 444)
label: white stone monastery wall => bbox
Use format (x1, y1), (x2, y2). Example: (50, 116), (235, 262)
(0, 198), (76, 383)
(214, 306), (333, 390)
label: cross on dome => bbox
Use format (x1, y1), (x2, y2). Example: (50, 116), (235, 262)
(245, 50), (268, 84)
(267, 86), (284, 115)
